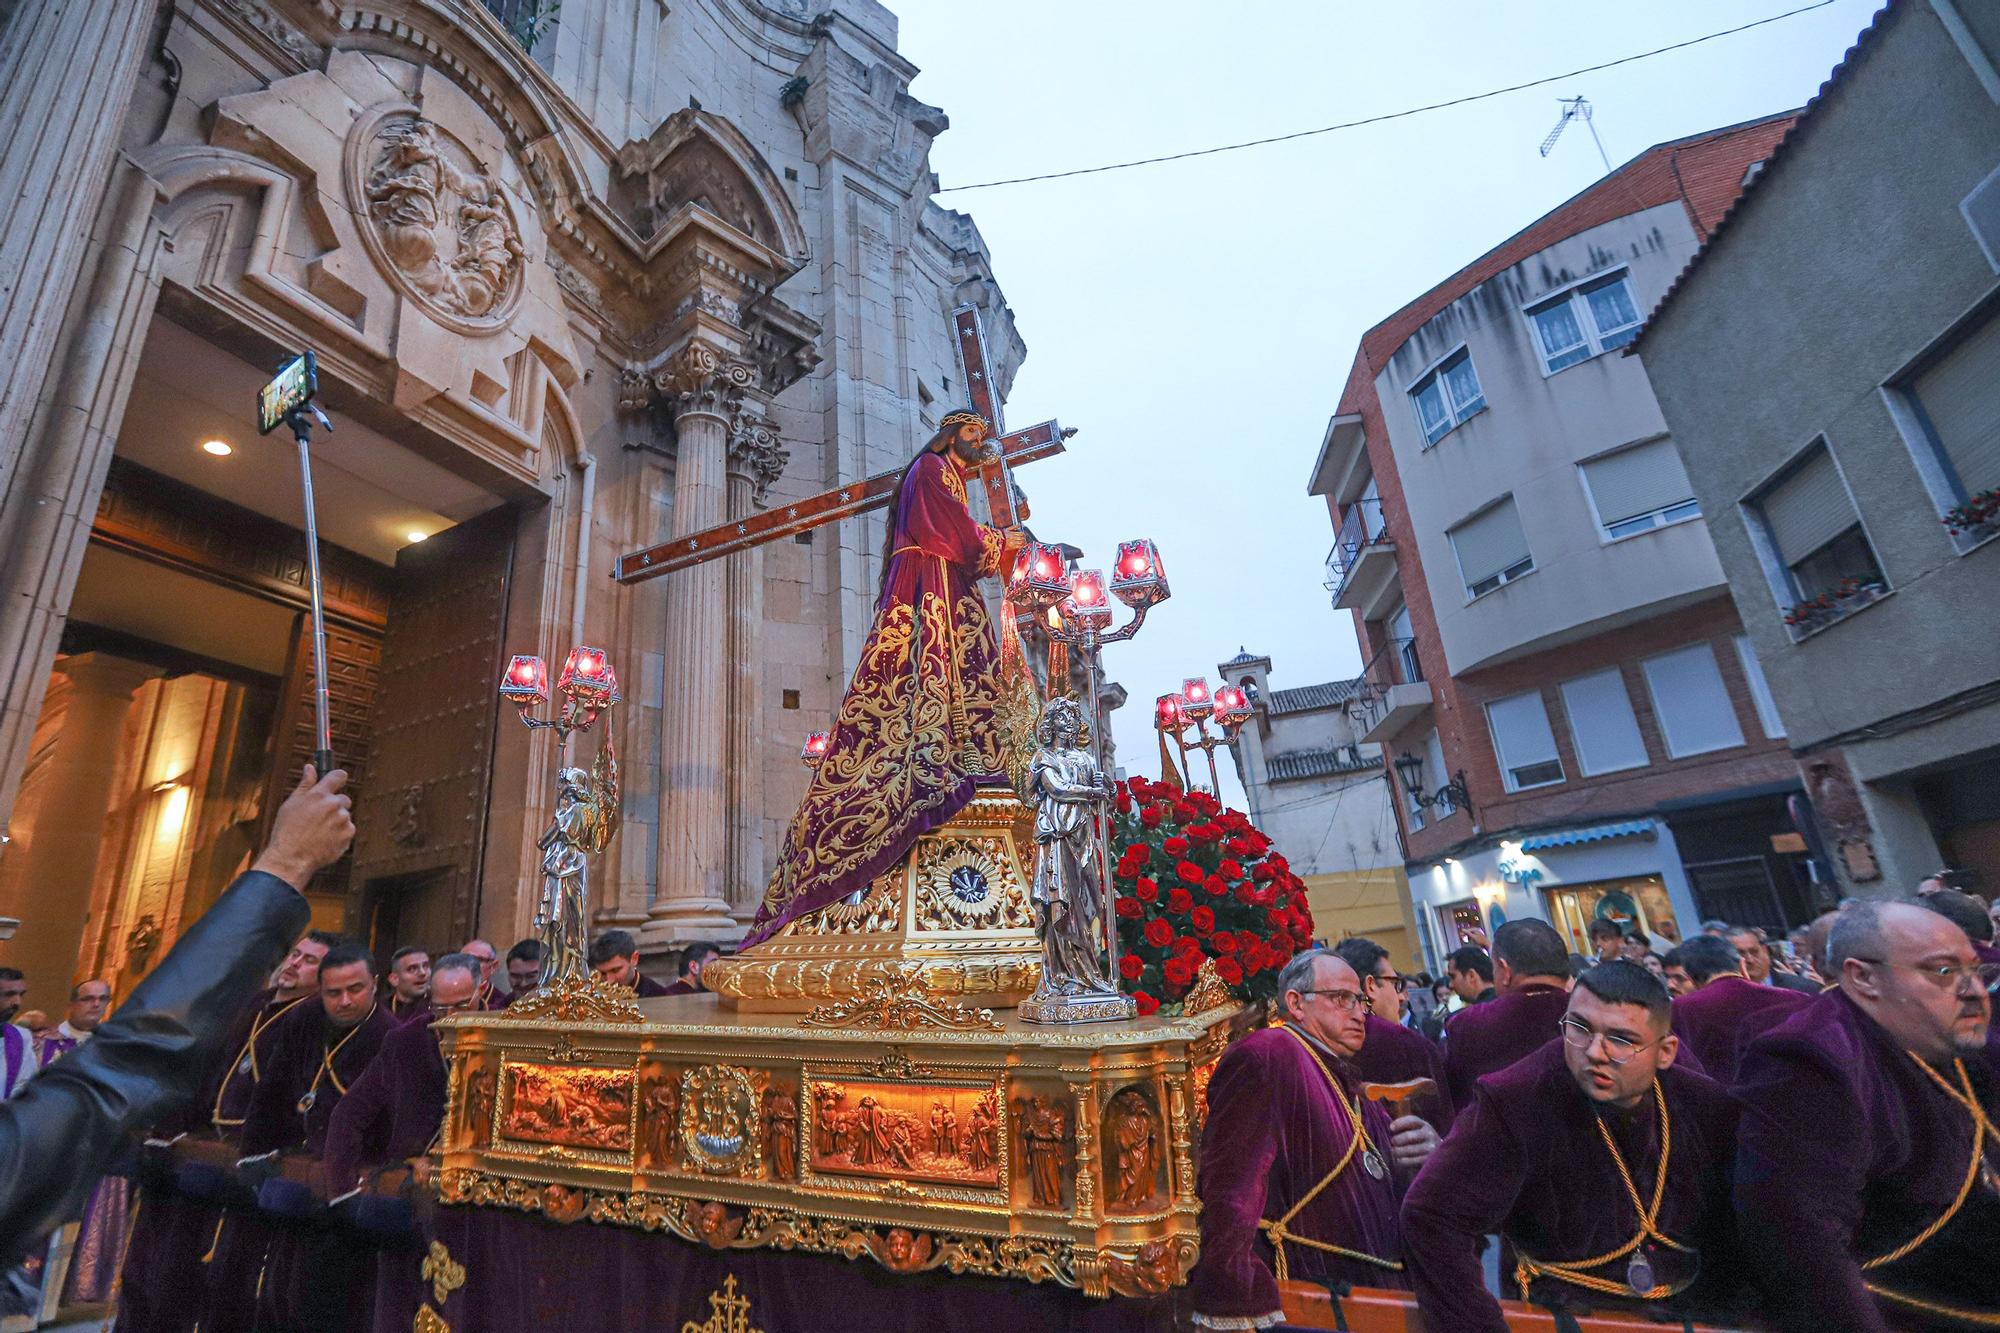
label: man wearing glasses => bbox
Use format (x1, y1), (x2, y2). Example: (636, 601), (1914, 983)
(1334, 937), (1454, 1133)
(1402, 960), (1744, 1332)
(1190, 949), (1440, 1330)
(1733, 898), (1999, 1332)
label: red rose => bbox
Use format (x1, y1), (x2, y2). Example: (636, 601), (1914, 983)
(1140, 806), (1163, 829)
(1118, 953), (1144, 981)
(1143, 918), (1174, 948)
(1235, 929), (1260, 954)
(1128, 777), (1152, 801)
(1115, 789), (1133, 814)
(1217, 858), (1244, 880)
(1167, 887), (1194, 915)
(1266, 907), (1290, 929)
(1134, 877), (1159, 903)
(1114, 858), (1139, 882)
(1204, 875), (1229, 898)
(1214, 957), (1244, 986)
(1133, 991), (1161, 1017)
(1174, 935), (1204, 957)
(1189, 823), (1221, 845)
(1251, 863), (1276, 882)
(1212, 932), (1238, 954)
(1163, 956), (1196, 989)
(1241, 945), (1266, 976)
(1235, 884), (1258, 905)
(1114, 896), (1143, 919)
(1163, 836), (1189, 857)
(1177, 861), (1205, 886)
(1190, 906), (1216, 934)
(1172, 802), (1198, 823)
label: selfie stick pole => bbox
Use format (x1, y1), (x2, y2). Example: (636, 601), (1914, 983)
(283, 403), (337, 779)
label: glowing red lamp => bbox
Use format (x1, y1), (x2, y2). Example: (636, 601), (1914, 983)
(1180, 676), (1214, 722)
(800, 731), (831, 767)
(1060, 569), (1112, 632)
(1007, 541), (1070, 611)
(1214, 683), (1254, 729)
(499, 655), (549, 708)
(1109, 538), (1169, 609)
(556, 645), (620, 707)
(1155, 692), (1186, 732)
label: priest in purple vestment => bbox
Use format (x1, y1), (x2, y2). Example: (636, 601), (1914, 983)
(1191, 949), (1440, 1329)
(745, 410), (1027, 945)
(33, 979), (132, 1306)
(1665, 934), (1810, 1087)
(1441, 919), (1575, 1110)
(1403, 961), (1746, 1333)
(1733, 899), (1999, 1332)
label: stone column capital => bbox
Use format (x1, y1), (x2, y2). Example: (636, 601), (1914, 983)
(54, 652), (157, 699)
(725, 405), (789, 508)
(660, 341), (755, 425)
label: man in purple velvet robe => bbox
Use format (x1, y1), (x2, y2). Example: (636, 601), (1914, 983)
(323, 954), (477, 1196)
(1403, 961), (1745, 1332)
(1191, 949), (1440, 1329)
(114, 929), (333, 1333)
(383, 946), (431, 1022)
(1441, 920), (1574, 1110)
(214, 942), (395, 1333)
(1665, 934), (1810, 1087)
(745, 410), (1027, 946)
(1334, 937), (1454, 1133)
(589, 929), (672, 997)
(1733, 899), (1999, 1332)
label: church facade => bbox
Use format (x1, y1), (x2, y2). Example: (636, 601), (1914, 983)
(0, 0), (1023, 1006)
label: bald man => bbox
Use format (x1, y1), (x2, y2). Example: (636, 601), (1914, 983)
(1189, 949), (1439, 1328)
(1733, 900), (1999, 1331)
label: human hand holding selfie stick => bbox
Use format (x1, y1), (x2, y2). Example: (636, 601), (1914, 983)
(259, 352), (337, 777)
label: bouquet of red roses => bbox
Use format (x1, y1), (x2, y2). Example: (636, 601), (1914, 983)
(1108, 776), (1316, 1015)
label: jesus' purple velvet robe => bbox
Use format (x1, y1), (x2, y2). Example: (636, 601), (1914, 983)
(1440, 980), (1570, 1111)
(323, 1011), (448, 1195)
(746, 447), (1016, 945)
(1191, 1026), (1409, 1327)
(1732, 988), (2000, 1332)
(1669, 974), (1810, 1088)
(1402, 1040), (1743, 1333)
(1350, 1014), (1454, 1134)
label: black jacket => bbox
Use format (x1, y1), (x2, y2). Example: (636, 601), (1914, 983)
(0, 870), (307, 1268)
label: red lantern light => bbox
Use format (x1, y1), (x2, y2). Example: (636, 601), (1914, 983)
(800, 731), (831, 767)
(1060, 569), (1112, 631)
(1181, 676), (1214, 722)
(557, 645), (620, 708)
(1214, 684), (1254, 729)
(1110, 538), (1170, 609)
(1155, 693), (1186, 731)
(499, 654), (549, 708)
(1008, 541), (1071, 612)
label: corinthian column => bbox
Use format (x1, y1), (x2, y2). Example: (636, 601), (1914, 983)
(724, 409), (788, 921)
(646, 344), (753, 944)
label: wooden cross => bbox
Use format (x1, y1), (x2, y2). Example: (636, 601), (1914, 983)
(614, 305), (1072, 584)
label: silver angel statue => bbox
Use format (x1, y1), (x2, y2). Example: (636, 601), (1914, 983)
(535, 738), (619, 987)
(1022, 697), (1133, 1023)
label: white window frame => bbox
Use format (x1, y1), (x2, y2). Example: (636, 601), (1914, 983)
(1523, 269), (1644, 375)
(1739, 436), (1888, 626)
(1407, 345), (1487, 447)
(1485, 690), (1567, 793)
(1577, 438), (1703, 543)
(1449, 497), (1536, 602)
(1557, 668), (1651, 776)
(1880, 293), (2000, 554)
(1641, 643), (1746, 759)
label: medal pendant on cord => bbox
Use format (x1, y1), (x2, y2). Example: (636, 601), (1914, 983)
(297, 1089), (316, 1114)
(1362, 1147), (1387, 1180)
(1626, 1249), (1656, 1295)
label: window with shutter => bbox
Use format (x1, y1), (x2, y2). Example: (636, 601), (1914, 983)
(1559, 669), (1650, 775)
(1641, 644), (1745, 759)
(1911, 310), (2000, 499)
(1582, 439), (1700, 538)
(1749, 442), (1884, 604)
(1486, 690), (1565, 791)
(1449, 498), (1534, 599)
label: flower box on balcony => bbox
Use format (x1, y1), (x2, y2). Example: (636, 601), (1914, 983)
(1781, 579), (1886, 640)
(1942, 487), (2000, 550)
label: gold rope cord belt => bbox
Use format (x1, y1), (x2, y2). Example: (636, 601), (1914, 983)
(1514, 1081), (1694, 1303)
(1258, 1027), (1403, 1279)
(210, 994), (310, 1130)
(1857, 1054), (2000, 1327)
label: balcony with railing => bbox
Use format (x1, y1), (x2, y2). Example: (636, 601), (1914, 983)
(1345, 634), (1433, 744)
(1324, 497), (1399, 615)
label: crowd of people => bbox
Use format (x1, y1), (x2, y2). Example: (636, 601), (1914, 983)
(0, 769), (723, 1332)
(1192, 890), (2000, 1332)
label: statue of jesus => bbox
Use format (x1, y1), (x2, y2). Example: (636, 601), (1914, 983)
(744, 410), (1029, 945)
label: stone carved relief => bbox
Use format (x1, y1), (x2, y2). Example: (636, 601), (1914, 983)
(219, 0), (319, 65)
(355, 115), (526, 332)
(727, 404), (789, 506)
(660, 342), (756, 420)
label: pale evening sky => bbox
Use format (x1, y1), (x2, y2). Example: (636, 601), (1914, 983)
(894, 0), (1878, 807)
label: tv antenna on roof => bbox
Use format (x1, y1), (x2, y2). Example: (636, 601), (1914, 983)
(1541, 96), (1611, 174)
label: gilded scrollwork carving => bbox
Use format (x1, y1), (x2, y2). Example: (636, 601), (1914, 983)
(503, 974), (644, 1026)
(356, 115), (526, 331)
(913, 836), (1032, 932)
(797, 968), (1001, 1033)
(783, 873), (901, 936)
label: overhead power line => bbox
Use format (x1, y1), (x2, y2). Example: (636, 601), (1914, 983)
(936, 0), (1838, 194)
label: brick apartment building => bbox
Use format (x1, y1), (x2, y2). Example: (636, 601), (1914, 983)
(1310, 113), (1832, 971)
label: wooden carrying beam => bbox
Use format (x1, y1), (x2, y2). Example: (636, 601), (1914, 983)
(613, 420), (1067, 583)
(1279, 1282), (1747, 1332)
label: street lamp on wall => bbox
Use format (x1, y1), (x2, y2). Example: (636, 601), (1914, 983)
(1393, 750), (1473, 817)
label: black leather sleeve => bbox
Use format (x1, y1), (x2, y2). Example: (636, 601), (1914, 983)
(0, 869), (308, 1267)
